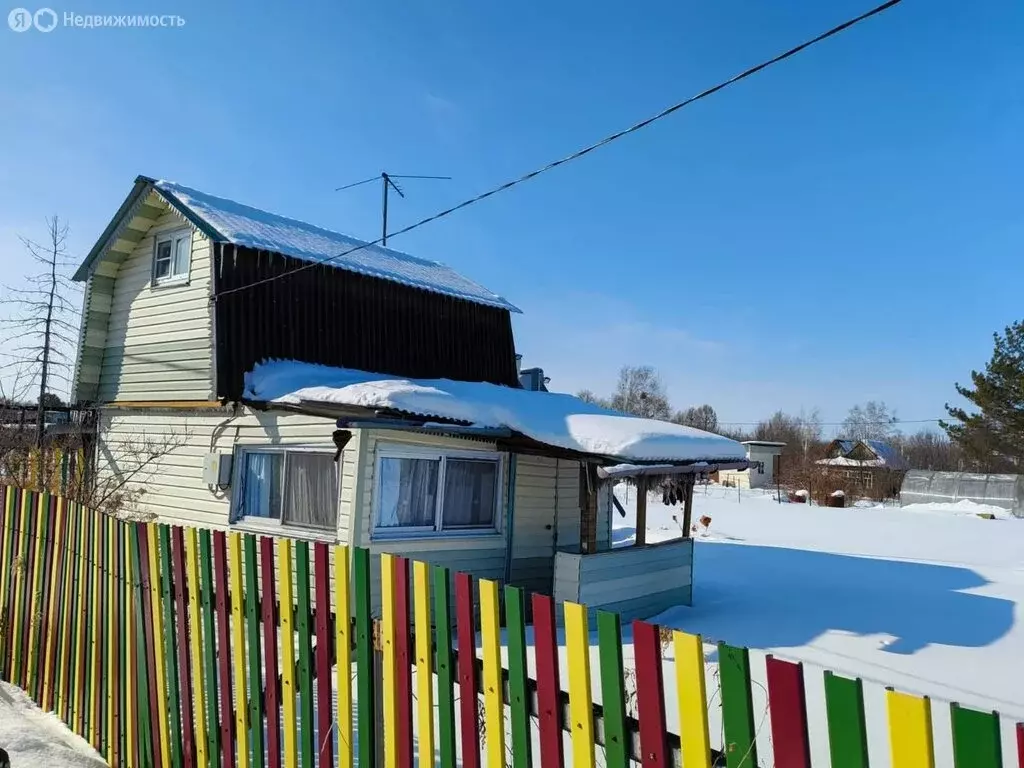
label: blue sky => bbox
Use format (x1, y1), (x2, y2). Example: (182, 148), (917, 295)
(1, 0), (1021, 429)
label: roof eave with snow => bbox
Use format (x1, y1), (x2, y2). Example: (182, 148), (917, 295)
(246, 360), (749, 467)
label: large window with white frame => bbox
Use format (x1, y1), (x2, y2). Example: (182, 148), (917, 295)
(232, 447), (339, 533)
(374, 445), (502, 537)
(152, 227), (193, 284)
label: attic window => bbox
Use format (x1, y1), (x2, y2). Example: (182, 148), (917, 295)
(153, 228), (192, 284)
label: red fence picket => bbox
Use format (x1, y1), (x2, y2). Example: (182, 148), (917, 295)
(766, 655), (812, 768)
(455, 572), (480, 768)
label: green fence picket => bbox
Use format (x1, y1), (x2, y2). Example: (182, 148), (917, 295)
(295, 540), (314, 767)
(823, 671), (870, 768)
(131, 523), (154, 767)
(433, 566), (456, 768)
(718, 642), (758, 768)
(354, 547), (375, 768)
(504, 584), (531, 768)
(199, 529), (221, 764)
(244, 534), (266, 768)
(950, 703), (1002, 768)
(597, 611), (628, 768)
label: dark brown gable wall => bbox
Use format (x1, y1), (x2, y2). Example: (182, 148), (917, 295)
(212, 243), (520, 401)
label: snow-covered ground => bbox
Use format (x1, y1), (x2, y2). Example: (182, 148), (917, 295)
(618, 483), (1024, 710)
(0, 682), (106, 766)
(609, 483), (1024, 764)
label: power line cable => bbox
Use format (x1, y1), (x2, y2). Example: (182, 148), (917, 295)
(214, 0), (905, 300)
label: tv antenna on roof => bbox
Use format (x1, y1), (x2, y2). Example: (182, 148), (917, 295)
(335, 172), (452, 246)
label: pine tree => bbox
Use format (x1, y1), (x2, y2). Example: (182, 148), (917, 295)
(941, 320), (1024, 470)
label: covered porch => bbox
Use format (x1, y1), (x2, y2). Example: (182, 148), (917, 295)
(552, 462), (733, 621)
(244, 360), (751, 619)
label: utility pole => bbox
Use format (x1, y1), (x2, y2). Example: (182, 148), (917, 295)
(336, 172), (451, 246)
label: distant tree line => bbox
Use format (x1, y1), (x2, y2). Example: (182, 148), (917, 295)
(577, 367), (975, 473)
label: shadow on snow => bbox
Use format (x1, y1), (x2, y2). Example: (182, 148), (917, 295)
(657, 541), (1014, 656)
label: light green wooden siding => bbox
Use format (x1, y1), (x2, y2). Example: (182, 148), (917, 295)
(73, 191), (171, 403)
(552, 538), (694, 622)
(554, 458), (582, 551)
(508, 455), (558, 594)
(96, 200), (214, 402)
(346, 430), (579, 611)
(508, 455), (581, 595)
(96, 407), (359, 540)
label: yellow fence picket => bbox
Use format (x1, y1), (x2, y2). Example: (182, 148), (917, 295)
(887, 689), (936, 768)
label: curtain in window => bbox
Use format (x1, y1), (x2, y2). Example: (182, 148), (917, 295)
(378, 458), (439, 528)
(442, 459), (497, 528)
(241, 452), (281, 520)
(283, 453), (338, 530)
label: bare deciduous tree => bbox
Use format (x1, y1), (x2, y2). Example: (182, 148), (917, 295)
(842, 400), (898, 441)
(673, 404), (719, 432)
(0, 217), (82, 444)
(576, 389), (611, 408)
(610, 365), (671, 420)
(82, 426), (193, 520)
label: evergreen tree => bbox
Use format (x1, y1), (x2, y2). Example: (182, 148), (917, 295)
(942, 320), (1024, 470)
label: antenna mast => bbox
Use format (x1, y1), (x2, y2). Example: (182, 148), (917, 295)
(336, 172), (452, 246)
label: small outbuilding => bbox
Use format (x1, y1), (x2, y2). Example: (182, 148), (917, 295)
(716, 440), (786, 489)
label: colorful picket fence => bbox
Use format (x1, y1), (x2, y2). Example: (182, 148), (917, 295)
(1, 486), (1022, 768)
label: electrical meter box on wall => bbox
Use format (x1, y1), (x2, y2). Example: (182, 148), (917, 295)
(202, 453), (233, 486)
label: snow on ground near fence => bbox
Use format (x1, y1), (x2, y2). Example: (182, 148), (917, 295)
(609, 483), (1024, 764)
(0, 682), (105, 767)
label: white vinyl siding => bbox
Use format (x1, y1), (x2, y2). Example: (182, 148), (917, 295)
(97, 203), (214, 402)
(95, 407), (358, 539)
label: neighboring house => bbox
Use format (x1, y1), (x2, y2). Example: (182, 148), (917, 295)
(817, 438), (909, 498)
(71, 175), (749, 619)
(716, 440), (786, 489)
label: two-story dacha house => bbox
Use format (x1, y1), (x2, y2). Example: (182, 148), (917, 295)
(71, 175), (748, 618)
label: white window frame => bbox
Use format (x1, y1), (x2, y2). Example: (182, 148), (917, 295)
(152, 227), (193, 285)
(372, 443), (504, 540)
(230, 445), (341, 539)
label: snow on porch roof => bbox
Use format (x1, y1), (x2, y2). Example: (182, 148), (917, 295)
(245, 360), (747, 464)
(152, 179), (519, 312)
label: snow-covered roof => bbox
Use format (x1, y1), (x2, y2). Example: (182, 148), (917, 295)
(862, 439), (908, 470)
(151, 180), (519, 312)
(245, 360), (747, 464)
(818, 439), (909, 470)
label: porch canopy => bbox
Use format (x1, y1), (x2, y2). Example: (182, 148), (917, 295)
(244, 360), (749, 469)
